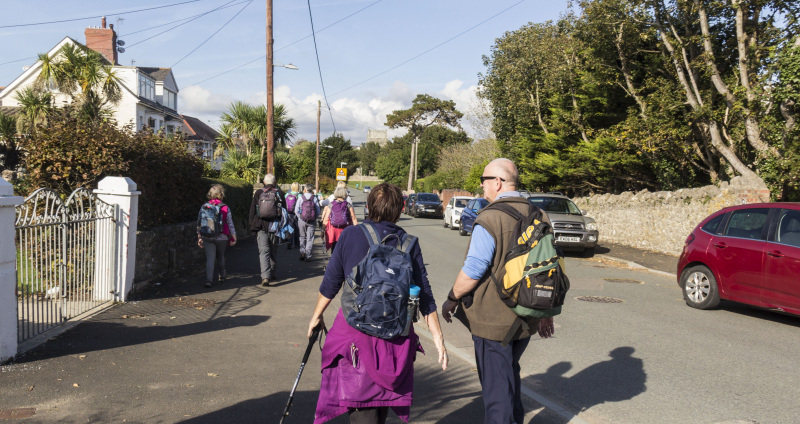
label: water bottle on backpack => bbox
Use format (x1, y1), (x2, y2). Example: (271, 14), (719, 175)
(402, 285), (420, 337)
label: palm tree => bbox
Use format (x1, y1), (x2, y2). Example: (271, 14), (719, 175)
(0, 113), (23, 171)
(34, 44), (122, 121)
(219, 101), (297, 175)
(14, 87), (53, 133)
(219, 148), (262, 183)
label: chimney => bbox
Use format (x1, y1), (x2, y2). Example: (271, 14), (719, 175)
(84, 17), (118, 65)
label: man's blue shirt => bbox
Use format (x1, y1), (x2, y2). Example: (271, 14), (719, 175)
(462, 191), (523, 279)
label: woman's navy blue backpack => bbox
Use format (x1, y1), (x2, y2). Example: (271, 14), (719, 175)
(341, 222), (418, 340)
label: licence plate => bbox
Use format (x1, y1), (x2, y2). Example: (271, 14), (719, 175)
(426, 208), (435, 212)
(557, 236), (581, 243)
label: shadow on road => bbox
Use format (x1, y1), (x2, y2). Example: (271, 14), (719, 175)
(524, 346), (647, 424)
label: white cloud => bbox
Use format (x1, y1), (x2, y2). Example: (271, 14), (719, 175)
(177, 79), (487, 145)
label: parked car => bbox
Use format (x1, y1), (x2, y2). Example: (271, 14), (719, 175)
(404, 193), (417, 215)
(458, 198), (490, 236)
(410, 193), (443, 218)
(363, 185), (371, 193)
(677, 203), (800, 316)
(526, 193), (599, 254)
(444, 196), (474, 229)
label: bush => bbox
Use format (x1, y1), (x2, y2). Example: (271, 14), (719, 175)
(125, 131), (205, 228)
(199, 177), (253, 235)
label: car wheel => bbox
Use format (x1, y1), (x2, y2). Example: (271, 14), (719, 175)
(443, 216), (449, 228)
(681, 265), (720, 310)
(459, 221), (468, 236)
(582, 247), (595, 257)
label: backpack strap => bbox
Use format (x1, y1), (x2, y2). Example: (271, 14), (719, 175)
(398, 234), (418, 254)
(501, 317), (530, 347)
(359, 222), (380, 247)
(486, 201), (527, 222)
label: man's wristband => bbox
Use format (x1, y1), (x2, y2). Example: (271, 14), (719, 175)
(447, 289), (458, 302)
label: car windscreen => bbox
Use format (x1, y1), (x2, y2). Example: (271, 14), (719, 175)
(454, 199), (469, 208)
(418, 194), (439, 202)
(528, 197), (581, 215)
(476, 198), (489, 209)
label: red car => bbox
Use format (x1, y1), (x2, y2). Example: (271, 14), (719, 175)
(677, 203), (800, 316)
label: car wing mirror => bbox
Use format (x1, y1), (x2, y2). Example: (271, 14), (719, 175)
(581, 209), (587, 215)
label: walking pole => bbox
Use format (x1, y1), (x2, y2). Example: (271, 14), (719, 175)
(279, 324), (324, 423)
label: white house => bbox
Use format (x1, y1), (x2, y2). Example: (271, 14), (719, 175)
(0, 17), (182, 135)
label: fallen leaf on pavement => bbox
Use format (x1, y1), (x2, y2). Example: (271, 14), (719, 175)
(78, 355), (86, 360)
(28, 385), (34, 392)
(207, 373), (219, 377)
(73, 383), (80, 388)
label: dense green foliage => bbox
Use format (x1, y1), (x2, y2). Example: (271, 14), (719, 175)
(20, 110), (206, 228)
(480, 0), (800, 198)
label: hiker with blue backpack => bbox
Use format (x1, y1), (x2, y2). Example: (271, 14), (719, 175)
(285, 182), (301, 250)
(321, 186), (358, 254)
(295, 184), (320, 261)
(248, 173), (286, 287)
(197, 184), (237, 288)
(307, 183), (448, 424)
(441, 158), (564, 424)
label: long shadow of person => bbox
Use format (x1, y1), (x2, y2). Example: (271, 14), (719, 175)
(526, 347), (647, 424)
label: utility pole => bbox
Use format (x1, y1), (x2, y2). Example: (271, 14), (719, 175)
(414, 136), (419, 183)
(315, 100), (321, 193)
(406, 134), (416, 192)
(266, 0), (275, 175)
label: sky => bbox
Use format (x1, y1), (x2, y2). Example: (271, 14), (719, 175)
(0, 0), (568, 145)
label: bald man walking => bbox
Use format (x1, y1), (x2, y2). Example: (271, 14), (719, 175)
(441, 158), (555, 424)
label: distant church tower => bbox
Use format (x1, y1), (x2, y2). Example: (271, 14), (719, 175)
(367, 129), (388, 147)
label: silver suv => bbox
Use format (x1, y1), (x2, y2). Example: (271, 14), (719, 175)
(525, 193), (599, 254)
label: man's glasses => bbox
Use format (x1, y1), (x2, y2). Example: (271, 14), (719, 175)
(480, 176), (506, 184)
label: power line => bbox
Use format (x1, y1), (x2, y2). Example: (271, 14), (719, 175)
(182, 0), (384, 88)
(306, 0), (336, 133)
(0, 56), (36, 67)
(0, 0), (204, 29)
(329, 0), (528, 98)
(127, 0), (239, 49)
(172, 0), (253, 68)
(124, 0), (246, 37)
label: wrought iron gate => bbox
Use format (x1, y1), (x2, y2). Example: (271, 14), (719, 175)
(15, 188), (118, 343)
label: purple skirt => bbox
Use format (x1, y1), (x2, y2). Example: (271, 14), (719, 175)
(314, 309), (423, 424)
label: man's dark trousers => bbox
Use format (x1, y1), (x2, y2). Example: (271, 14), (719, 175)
(473, 335), (531, 424)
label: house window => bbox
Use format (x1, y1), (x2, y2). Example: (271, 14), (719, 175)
(148, 117), (155, 130)
(138, 74), (155, 101)
(164, 89), (177, 110)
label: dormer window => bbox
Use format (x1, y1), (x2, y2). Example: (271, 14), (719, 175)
(164, 89), (177, 110)
(138, 74), (155, 101)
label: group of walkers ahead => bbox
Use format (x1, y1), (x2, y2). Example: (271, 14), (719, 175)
(196, 175), (358, 288)
(197, 158), (561, 424)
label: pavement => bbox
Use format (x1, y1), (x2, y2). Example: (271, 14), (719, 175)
(0, 233), (678, 423)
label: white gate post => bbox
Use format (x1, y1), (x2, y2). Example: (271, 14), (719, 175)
(0, 179), (24, 362)
(94, 177), (140, 302)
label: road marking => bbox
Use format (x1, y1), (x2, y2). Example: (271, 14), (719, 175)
(415, 324), (593, 424)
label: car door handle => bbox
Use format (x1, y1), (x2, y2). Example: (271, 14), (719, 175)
(713, 242), (728, 249)
(767, 250), (784, 258)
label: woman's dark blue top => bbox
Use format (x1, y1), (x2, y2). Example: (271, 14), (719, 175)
(319, 219), (437, 316)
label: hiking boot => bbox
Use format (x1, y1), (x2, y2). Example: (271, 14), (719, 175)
(219, 275), (226, 283)
(204, 281), (212, 288)
(261, 278), (270, 287)
(300, 253), (305, 261)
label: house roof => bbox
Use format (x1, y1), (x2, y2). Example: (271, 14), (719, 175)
(182, 115), (220, 141)
(138, 96), (181, 119)
(0, 106), (22, 117)
(137, 67), (172, 82)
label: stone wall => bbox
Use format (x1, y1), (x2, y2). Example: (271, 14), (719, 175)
(572, 176), (770, 256)
(134, 222), (204, 285)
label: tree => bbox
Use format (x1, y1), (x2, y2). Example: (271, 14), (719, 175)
(357, 141), (381, 176)
(0, 113), (22, 172)
(219, 101), (296, 175)
(14, 87), (53, 134)
(385, 94), (464, 191)
(318, 133), (359, 180)
(33, 44), (121, 122)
